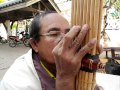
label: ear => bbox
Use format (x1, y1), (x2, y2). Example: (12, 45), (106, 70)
(29, 38), (39, 53)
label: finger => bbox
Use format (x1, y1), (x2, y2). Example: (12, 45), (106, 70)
(62, 26), (81, 50)
(97, 44), (103, 54)
(72, 24), (89, 52)
(52, 39), (63, 56)
(75, 38), (97, 60)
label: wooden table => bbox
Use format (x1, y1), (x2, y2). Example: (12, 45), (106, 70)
(100, 58), (120, 64)
(104, 47), (120, 59)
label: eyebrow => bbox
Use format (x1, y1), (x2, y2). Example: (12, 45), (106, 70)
(47, 27), (60, 33)
(47, 27), (70, 33)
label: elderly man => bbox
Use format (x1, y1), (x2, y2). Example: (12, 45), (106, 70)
(0, 11), (101, 90)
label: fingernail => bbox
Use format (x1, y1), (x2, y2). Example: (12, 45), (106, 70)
(84, 24), (89, 27)
(91, 38), (97, 44)
(83, 24), (89, 31)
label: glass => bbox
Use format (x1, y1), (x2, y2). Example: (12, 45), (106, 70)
(40, 31), (66, 38)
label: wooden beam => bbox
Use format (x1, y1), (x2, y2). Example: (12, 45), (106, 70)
(20, 7), (39, 13)
(40, 1), (49, 10)
(48, 0), (61, 13)
(0, 11), (33, 22)
(38, 1), (41, 10)
(0, 0), (41, 13)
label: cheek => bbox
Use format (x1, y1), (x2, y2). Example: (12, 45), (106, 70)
(48, 39), (58, 50)
(38, 38), (60, 63)
(39, 38), (60, 53)
(49, 36), (62, 46)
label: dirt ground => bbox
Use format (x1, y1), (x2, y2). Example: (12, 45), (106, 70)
(0, 44), (29, 81)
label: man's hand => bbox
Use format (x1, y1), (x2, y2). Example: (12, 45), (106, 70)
(52, 24), (97, 90)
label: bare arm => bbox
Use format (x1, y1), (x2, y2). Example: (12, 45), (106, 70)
(56, 76), (75, 90)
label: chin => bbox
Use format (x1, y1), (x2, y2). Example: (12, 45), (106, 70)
(44, 57), (55, 65)
(47, 56), (56, 64)
(48, 60), (55, 65)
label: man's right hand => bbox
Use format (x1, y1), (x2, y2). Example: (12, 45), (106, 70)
(52, 24), (97, 90)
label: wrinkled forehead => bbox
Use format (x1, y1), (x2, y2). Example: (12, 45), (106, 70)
(40, 13), (70, 33)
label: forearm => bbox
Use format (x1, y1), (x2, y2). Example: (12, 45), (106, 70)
(56, 76), (75, 90)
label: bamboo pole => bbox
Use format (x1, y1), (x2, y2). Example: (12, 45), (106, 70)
(71, 0), (103, 90)
(81, 71), (85, 90)
(82, 0), (87, 25)
(79, 0), (84, 26)
(85, 0), (91, 46)
(84, 72), (88, 90)
(88, 73), (93, 90)
(89, 0), (95, 42)
(82, 0), (87, 46)
(78, 71), (82, 90)
(71, 0), (74, 26)
(92, 0), (101, 55)
(97, 0), (103, 54)
(76, 72), (79, 90)
(76, 0), (80, 25)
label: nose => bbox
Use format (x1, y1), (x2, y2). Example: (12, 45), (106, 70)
(61, 32), (65, 37)
(57, 32), (65, 42)
(60, 32), (66, 39)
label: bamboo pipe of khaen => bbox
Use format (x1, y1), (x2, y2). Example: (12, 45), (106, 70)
(71, 0), (103, 90)
(97, 0), (103, 54)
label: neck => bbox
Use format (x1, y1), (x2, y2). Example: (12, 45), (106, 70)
(41, 59), (56, 77)
(35, 51), (56, 77)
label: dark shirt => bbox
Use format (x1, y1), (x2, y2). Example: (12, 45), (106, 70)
(32, 52), (55, 90)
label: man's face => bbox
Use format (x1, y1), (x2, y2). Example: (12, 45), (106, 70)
(36, 13), (70, 64)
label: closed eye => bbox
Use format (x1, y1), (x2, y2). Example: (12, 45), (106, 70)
(48, 28), (60, 33)
(48, 31), (60, 37)
(65, 28), (70, 34)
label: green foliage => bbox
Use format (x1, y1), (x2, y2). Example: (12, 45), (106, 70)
(0, 0), (5, 3)
(104, 0), (120, 18)
(104, 0), (120, 10)
(113, 0), (120, 11)
(104, 0), (109, 6)
(12, 22), (17, 30)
